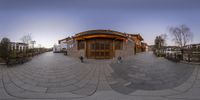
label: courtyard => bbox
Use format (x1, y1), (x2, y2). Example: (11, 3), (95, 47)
(0, 52), (200, 100)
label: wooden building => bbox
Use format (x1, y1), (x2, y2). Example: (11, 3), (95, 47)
(128, 34), (144, 53)
(60, 30), (145, 59)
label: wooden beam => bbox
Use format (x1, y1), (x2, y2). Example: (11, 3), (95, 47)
(75, 34), (127, 41)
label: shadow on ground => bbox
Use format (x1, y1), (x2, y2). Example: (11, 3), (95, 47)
(109, 52), (195, 94)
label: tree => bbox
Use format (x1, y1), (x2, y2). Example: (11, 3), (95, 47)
(154, 34), (167, 49)
(169, 24), (193, 47)
(154, 34), (167, 57)
(0, 37), (11, 64)
(20, 34), (32, 45)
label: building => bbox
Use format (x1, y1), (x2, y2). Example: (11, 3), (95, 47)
(164, 46), (181, 56)
(128, 34), (144, 53)
(184, 44), (200, 49)
(53, 37), (72, 53)
(148, 45), (154, 51)
(60, 29), (145, 59)
(183, 44), (200, 62)
(141, 42), (148, 52)
(63, 30), (145, 59)
(10, 42), (28, 53)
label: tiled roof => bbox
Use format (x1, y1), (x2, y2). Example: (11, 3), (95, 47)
(75, 29), (126, 37)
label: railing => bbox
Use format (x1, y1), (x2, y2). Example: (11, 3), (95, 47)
(182, 48), (200, 62)
(154, 48), (200, 63)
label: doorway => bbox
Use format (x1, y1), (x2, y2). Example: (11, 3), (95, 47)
(87, 39), (113, 59)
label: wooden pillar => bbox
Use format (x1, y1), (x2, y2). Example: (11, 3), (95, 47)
(112, 39), (115, 58)
(85, 40), (87, 58)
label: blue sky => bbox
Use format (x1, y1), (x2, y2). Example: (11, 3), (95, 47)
(0, 0), (200, 48)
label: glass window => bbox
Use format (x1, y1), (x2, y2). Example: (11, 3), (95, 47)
(96, 43), (100, 50)
(91, 44), (95, 50)
(100, 43), (104, 50)
(105, 44), (110, 49)
(78, 41), (85, 50)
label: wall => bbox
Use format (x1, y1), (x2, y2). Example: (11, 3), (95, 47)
(115, 39), (135, 58)
(67, 39), (135, 59)
(67, 40), (86, 58)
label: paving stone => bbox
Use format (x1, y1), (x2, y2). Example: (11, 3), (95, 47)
(9, 75), (25, 86)
(39, 79), (78, 88)
(173, 73), (196, 92)
(130, 89), (179, 96)
(167, 88), (200, 99)
(2, 73), (12, 85)
(0, 87), (16, 99)
(47, 85), (78, 93)
(192, 80), (200, 88)
(20, 83), (47, 92)
(97, 80), (112, 91)
(110, 83), (135, 94)
(74, 80), (89, 88)
(109, 52), (195, 93)
(13, 91), (84, 99)
(1, 52), (198, 100)
(4, 82), (25, 94)
(72, 84), (96, 96)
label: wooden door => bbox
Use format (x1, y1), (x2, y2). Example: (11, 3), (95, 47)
(87, 39), (113, 59)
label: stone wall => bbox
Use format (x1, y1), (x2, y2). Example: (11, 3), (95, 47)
(66, 40), (78, 57)
(115, 39), (135, 59)
(67, 40), (86, 58)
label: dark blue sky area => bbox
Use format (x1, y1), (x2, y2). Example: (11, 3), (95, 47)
(0, 0), (200, 47)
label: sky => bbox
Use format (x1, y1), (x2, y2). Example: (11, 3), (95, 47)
(0, 0), (200, 48)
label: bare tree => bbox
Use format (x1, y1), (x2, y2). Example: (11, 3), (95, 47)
(169, 24), (193, 47)
(20, 34), (32, 44)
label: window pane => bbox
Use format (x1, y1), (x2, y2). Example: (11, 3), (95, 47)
(96, 43), (100, 50)
(100, 43), (104, 50)
(78, 41), (85, 50)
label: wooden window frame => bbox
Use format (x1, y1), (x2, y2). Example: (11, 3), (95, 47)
(78, 40), (85, 50)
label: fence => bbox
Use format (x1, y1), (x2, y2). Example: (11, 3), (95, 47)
(182, 48), (200, 62)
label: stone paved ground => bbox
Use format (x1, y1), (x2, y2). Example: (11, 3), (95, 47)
(0, 52), (199, 100)
(110, 52), (194, 93)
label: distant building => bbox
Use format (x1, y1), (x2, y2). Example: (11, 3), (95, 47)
(183, 43), (200, 62)
(163, 44), (200, 62)
(148, 45), (154, 51)
(29, 41), (36, 49)
(10, 42), (28, 52)
(128, 34), (144, 53)
(141, 42), (148, 52)
(164, 46), (181, 55)
(183, 44), (200, 49)
(53, 37), (73, 53)
(58, 29), (145, 59)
